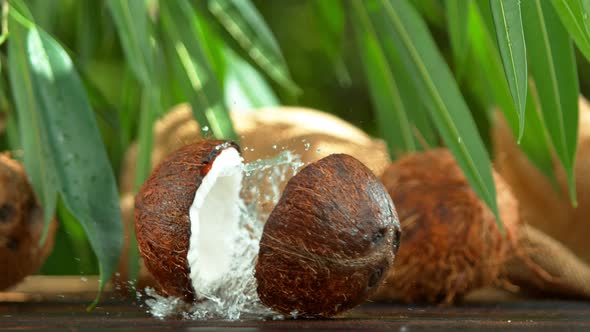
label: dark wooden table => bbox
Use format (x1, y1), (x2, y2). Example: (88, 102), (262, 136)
(1, 299), (590, 331)
(0, 278), (588, 331)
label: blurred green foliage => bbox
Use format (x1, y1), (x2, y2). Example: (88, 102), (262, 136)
(0, 0), (588, 295)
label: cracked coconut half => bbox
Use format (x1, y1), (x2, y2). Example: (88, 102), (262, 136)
(135, 140), (400, 318)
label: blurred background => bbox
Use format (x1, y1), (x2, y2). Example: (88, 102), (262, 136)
(0, 0), (589, 292)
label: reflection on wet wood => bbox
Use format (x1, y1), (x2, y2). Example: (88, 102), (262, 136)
(0, 276), (110, 302)
(1, 300), (590, 331)
(1, 276), (589, 330)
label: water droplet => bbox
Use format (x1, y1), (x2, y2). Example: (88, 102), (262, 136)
(202, 126), (209, 133)
(272, 145), (277, 150)
(316, 148), (321, 153)
(304, 143), (311, 151)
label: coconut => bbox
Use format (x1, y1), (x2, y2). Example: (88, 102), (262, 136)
(255, 154), (400, 318)
(373, 149), (519, 304)
(135, 140), (399, 317)
(135, 140), (243, 300)
(0, 153), (56, 290)
(493, 96), (590, 264)
(120, 105), (391, 194)
(119, 105), (391, 288)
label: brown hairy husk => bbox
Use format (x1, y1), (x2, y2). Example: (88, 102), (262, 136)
(0, 153), (56, 290)
(374, 149), (519, 304)
(134, 140), (239, 300)
(118, 105), (391, 288)
(255, 154), (401, 318)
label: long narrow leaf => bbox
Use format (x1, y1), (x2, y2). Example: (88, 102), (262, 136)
(311, 0), (350, 85)
(551, 0), (590, 61)
(8, 0), (122, 305)
(584, 1), (590, 33)
(522, 0), (579, 204)
(361, 0), (500, 224)
(106, 0), (154, 86)
(446, 0), (472, 79)
(107, 0), (159, 189)
(490, 0), (527, 142)
(470, 1), (554, 178)
(224, 48), (279, 109)
(208, 0), (299, 94)
(107, 0), (158, 292)
(160, 0), (237, 141)
(351, 1), (416, 157)
(410, 0), (445, 28)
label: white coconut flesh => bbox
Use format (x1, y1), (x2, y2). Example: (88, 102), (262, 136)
(187, 147), (244, 296)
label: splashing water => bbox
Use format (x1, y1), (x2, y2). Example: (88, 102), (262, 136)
(143, 151), (304, 320)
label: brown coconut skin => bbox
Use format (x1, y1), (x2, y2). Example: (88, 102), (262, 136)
(374, 149), (519, 304)
(134, 140), (239, 301)
(0, 153), (56, 290)
(117, 105), (391, 287)
(255, 154), (401, 318)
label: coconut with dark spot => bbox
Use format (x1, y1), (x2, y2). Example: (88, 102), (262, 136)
(373, 149), (519, 304)
(0, 153), (56, 290)
(255, 154), (401, 318)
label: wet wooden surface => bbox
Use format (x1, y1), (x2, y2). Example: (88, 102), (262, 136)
(2, 299), (590, 331)
(1, 277), (589, 331)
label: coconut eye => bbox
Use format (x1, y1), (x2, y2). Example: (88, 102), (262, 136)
(0, 153), (56, 291)
(0, 203), (14, 223)
(371, 227), (388, 246)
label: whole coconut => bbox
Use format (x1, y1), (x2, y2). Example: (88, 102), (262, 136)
(0, 153), (56, 290)
(374, 149), (519, 304)
(118, 105), (391, 288)
(255, 154), (400, 317)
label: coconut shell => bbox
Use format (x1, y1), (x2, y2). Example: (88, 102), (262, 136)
(374, 149), (519, 304)
(255, 154), (401, 318)
(493, 96), (590, 264)
(134, 140), (239, 300)
(118, 104), (391, 287)
(0, 153), (56, 290)
(112, 193), (157, 294)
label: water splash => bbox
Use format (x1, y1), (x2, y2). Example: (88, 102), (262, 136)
(143, 151), (303, 320)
